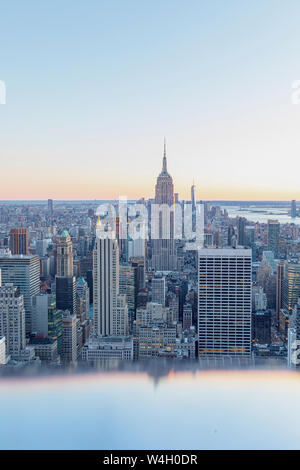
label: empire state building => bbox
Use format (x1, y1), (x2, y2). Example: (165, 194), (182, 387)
(151, 141), (177, 271)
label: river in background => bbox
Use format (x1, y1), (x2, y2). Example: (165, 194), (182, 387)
(221, 205), (300, 225)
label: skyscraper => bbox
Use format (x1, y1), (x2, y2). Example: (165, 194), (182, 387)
(55, 230), (76, 316)
(0, 283), (26, 358)
(191, 182), (196, 211)
(151, 141), (177, 271)
(119, 264), (136, 328)
(198, 248), (252, 357)
(291, 200), (297, 218)
(191, 182), (196, 234)
(276, 260), (285, 327)
(9, 228), (28, 255)
(56, 230), (73, 276)
(0, 254), (40, 335)
(237, 217), (246, 246)
(151, 274), (166, 306)
(267, 220), (280, 258)
(56, 275), (76, 315)
(48, 199), (54, 218)
(282, 262), (300, 314)
(62, 310), (77, 363)
(93, 221), (119, 336)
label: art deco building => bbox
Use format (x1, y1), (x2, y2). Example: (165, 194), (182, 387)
(151, 141), (177, 271)
(93, 219), (128, 336)
(56, 230), (73, 277)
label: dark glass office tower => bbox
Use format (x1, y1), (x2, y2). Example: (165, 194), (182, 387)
(56, 275), (76, 316)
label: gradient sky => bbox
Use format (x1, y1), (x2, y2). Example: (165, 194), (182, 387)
(1, 0), (300, 200)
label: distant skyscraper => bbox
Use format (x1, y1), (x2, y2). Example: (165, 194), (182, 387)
(48, 199), (54, 218)
(56, 230), (73, 276)
(267, 220), (280, 258)
(9, 228), (28, 255)
(227, 225), (235, 247)
(198, 248), (252, 357)
(237, 217), (246, 246)
(291, 200), (297, 218)
(191, 182), (196, 211)
(191, 182), (196, 233)
(276, 260), (285, 326)
(151, 274), (166, 306)
(151, 141), (177, 271)
(128, 237), (145, 259)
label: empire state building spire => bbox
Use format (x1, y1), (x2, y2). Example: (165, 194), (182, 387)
(162, 138), (167, 173)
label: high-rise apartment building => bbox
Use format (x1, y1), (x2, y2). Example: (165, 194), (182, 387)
(151, 141), (177, 271)
(198, 248), (252, 357)
(9, 228), (28, 255)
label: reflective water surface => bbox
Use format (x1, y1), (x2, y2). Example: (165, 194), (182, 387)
(0, 362), (299, 450)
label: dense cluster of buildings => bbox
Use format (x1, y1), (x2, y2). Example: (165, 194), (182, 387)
(0, 144), (300, 370)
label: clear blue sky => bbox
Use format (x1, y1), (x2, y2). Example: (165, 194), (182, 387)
(1, 0), (300, 200)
